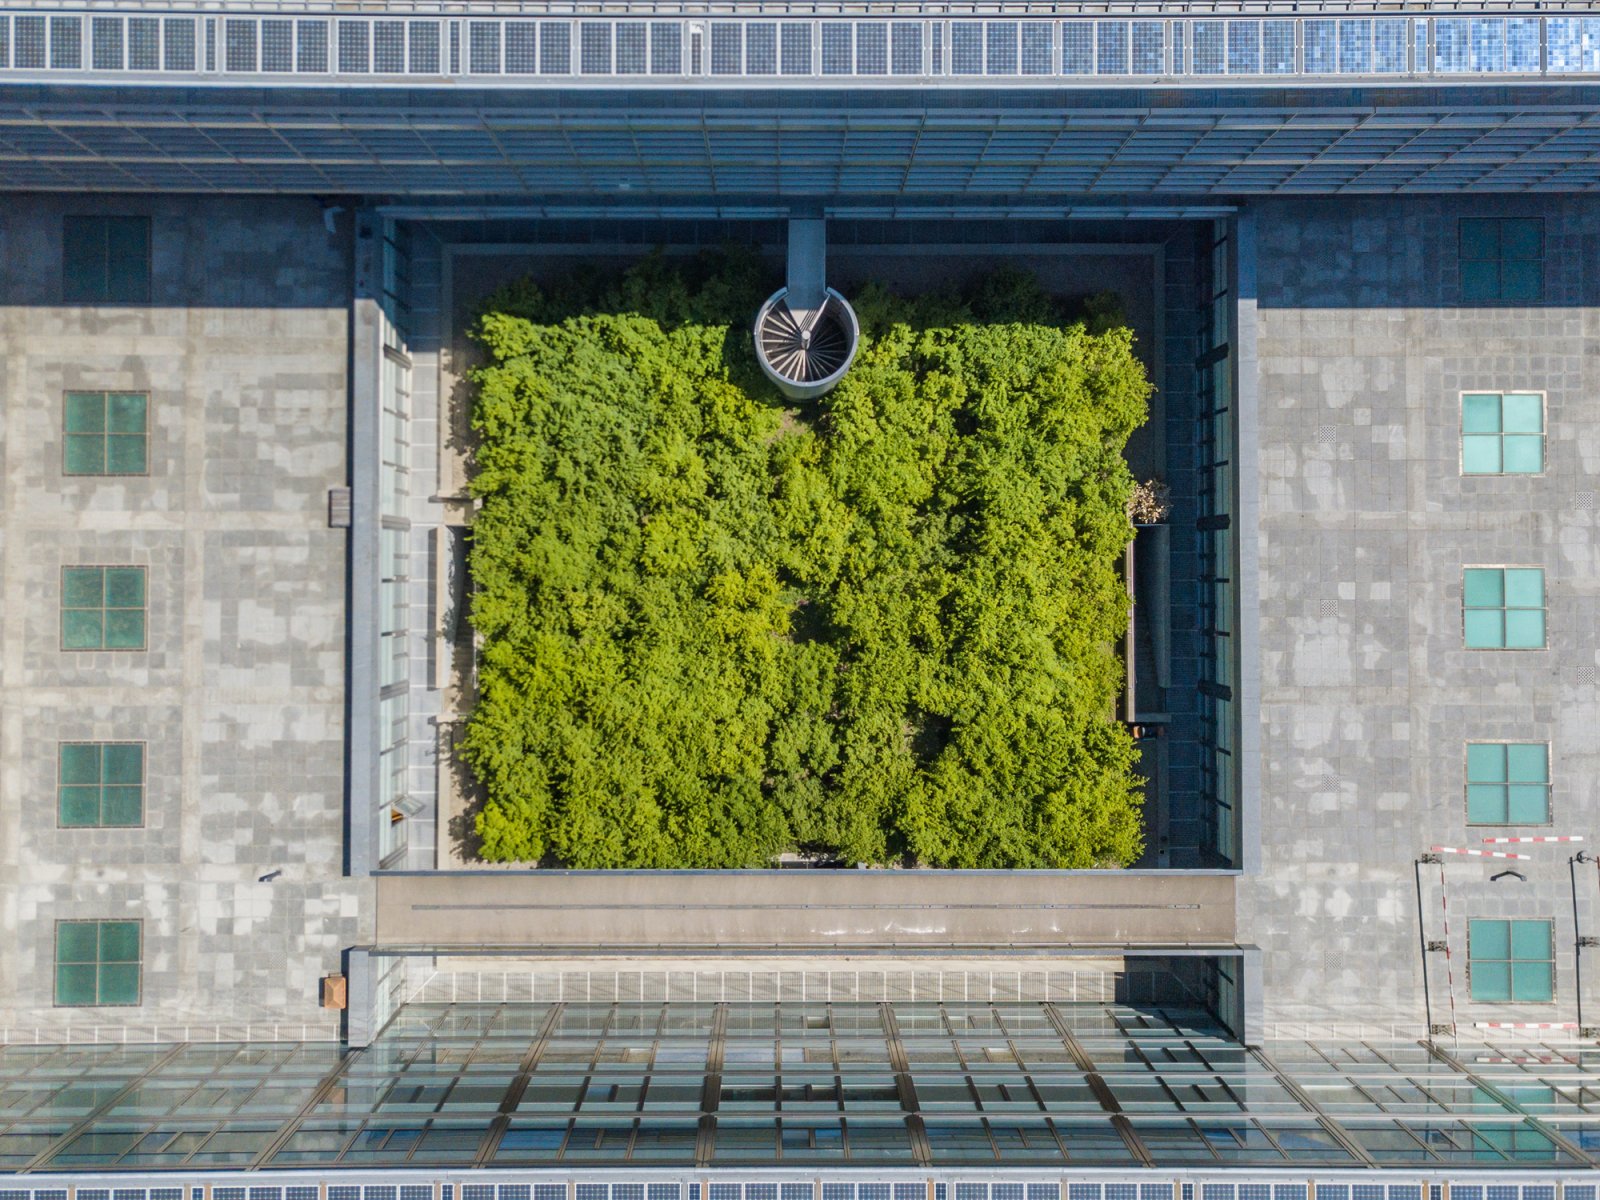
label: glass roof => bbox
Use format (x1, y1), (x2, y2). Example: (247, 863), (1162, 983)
(2, 1003), (1596, 1173)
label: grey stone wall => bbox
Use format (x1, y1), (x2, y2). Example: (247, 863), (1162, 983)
(0, 195), (372, 1039)
(1243, 195), (1600, 1035)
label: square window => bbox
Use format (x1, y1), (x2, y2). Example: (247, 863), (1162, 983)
(63, 216), (151, 304)
(1460, 392), (1544, 475)
(62, 566), (147, 651)
(1459, 216), (1543, 303)
(58, 743), (144, 827)
(1465, 742), (1549, 825)
(54, 920), (142, 1006)
(1469, 919), (1553, 1003)
(1462, 566), (1545, 650)
(63, 392), (149, 476)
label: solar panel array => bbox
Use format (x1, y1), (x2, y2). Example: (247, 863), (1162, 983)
(0, 11), (1597, 84)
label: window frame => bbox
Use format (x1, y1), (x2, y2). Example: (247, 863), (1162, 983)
(1463, 740), (1551, 827)
(62, 214), (153, 305)
(60, 564), (149, 652)
(1461, 565), (1547, 651)
(53, 918), (143, 1007)
(1467, 918), (1555, 1005)
(1459, 389), (1546, 477)
(57, 740), (147, 829)
(1458, 216), (1544, 304)
(62, 390), (152, 478)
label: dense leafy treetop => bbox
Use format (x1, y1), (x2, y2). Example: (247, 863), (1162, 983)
(463, 254), (1150, 868)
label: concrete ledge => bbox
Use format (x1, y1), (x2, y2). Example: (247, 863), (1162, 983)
(375, 871), (1236, 951)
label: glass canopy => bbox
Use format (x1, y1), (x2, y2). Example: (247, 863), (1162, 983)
(2, 1002), (1597, 1174)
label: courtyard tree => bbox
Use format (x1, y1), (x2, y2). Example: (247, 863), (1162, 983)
(463, 256), (1150, 868)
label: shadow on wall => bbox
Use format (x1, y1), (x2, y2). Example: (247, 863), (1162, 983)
(1, 196), (355, 310)
(1250, 195), (1585, 310)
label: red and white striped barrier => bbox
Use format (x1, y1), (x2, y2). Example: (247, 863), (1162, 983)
(1481, 835), (1585, 844)
(1431, 845), (1532, 860)
(1473, 1021), (1578, 1031)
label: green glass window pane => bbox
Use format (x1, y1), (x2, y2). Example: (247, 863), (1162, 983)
(1460, 218), (1500, 260)
(1500, 260), (1542, 302)
(1471, 919), (1510, 959)
(1506, 785), (1550, 825)
(1501, 394), (1543, 433)
(104, 568), (145, 607)
(104, 610), (145, 650)
(98, 921), (140, 963)
(64, 392), (106, 434)
(59, 742), (102, 785)
(1467, 742), (1507, 783)
(100, 786), (143, 826)
(1511, 920), (1551, 960)
(1502, 218), (1543, 260)
(1461, 260), (1500, 302)
(1511, 962), (1553, 1003)
(1464, 610), (1505, 649)
(62, 567), (104, 608)
(55, 963), (99, 1006)
(62, 217), (108, 302)
(97, 962), (141, 1005)
(62, 610), (104, 650)
(1504, 609), (1545, 649)
(1461, 436), (1502, 474)
(1471, 961), (1512, 1003)
(1506, 743), (1548, 782)
(1504, 569), (1544, 607)
(106, 393), (146, 434)
(1463, 568), (1504, 608)
(1466, 784), (1507, 824)
(105, 435), (147, 475)
(1462, 393), (1502, 433)
(101, 743), (143, 784)
(64, 435), (108, 475)
(104, 217), (151, 304)
(1501, 435), (1543, 474)
(59, 787), (103, 827)
(56, 922), (99, 962)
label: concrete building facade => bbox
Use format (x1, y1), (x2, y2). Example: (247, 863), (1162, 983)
(1, 2), (1599, 1185)
(0, 194), (370, 1039)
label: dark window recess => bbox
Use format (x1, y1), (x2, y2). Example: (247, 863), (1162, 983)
(63, 215), (151, 304)
(1460, 217), (1543, 303)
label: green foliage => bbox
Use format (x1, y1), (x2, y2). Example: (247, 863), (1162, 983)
(464, 254), (1151, 868)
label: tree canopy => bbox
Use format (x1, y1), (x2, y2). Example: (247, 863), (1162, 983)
(463, 254), (1151, 868)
